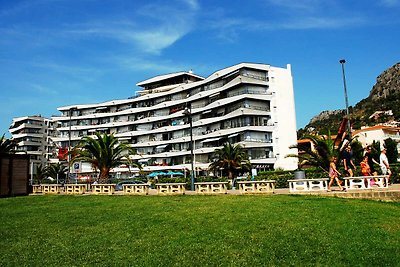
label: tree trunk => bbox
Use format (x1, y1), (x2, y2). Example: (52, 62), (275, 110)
(99, 167), (110, 183)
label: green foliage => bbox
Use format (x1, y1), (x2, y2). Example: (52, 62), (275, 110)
(384, 138), (398, 163)
(46, 163), (67, 182)
(0, 134), (16, 154)
(196, 176), (229, 182)
(349, 139), (364, 165)
(33, 164), (47, 184)
(288, 133), (338, 172)
(1, 196), (399, 266)
(209, 142), (251, 179)
(71, 133), (138, 182)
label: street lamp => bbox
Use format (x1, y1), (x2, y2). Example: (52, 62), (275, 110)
(67, 107), (77, 183)
(183, 105), (195, 191)
(339, 59), (352, 137)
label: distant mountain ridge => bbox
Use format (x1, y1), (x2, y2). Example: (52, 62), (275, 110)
(300, 62), (400, 135)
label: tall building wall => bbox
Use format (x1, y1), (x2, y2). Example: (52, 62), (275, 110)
(27, 62), (299, 175)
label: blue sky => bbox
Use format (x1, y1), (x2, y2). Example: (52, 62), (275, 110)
(1, 0), (400, 137)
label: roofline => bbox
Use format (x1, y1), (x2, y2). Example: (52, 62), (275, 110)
(136, 71), (205, 87)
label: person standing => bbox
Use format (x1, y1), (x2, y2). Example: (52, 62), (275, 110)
(328, 157), (345, 191)
(360, 155), (374, 187)
(379, 148), (392, 184)
(342, 146), (356, 177)
(364, 146), (379, 176)
(360, 155), (371, 176)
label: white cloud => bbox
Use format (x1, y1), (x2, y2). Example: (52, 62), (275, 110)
(379, 0), (400, 7)
(265, 0), (324, 12)
(280, 16), (365, 29)
(180, 0), (199, 10)
(62, 1), (198, 55)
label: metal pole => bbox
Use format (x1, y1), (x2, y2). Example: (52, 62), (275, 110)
(339, 59), (351, 137)
(67, 108), (73, 183)
(188, 107), (195, 191)
(184, 105), (196, 191)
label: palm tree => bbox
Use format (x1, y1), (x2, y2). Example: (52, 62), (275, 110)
(46, 163), (67, 183)
(71, 133), (138, 183)
(288, 134), (336, 172)
(0, 134), (16, 154)
(209, 142), (251, 182)
(34, 164), (47, 184)
(288, 131), (362, 173)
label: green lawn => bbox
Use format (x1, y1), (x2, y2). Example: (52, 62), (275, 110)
(0, 195), (399, 266)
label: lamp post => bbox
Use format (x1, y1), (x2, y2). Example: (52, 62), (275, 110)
(339, 59), (352, 137)
(183, 105), (195, 191)
(67, 107), (77, 183)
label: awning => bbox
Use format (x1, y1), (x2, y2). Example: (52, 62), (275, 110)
(209, 92), (220, 98)
(156, 144), (168, 149)
(228, 133), (239, 138)
(118, 137), (131, 140)
(138, 158), (151, 163)
(200, 137), (221, 143)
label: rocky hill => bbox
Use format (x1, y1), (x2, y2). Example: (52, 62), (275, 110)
(300, 62), (400, 136)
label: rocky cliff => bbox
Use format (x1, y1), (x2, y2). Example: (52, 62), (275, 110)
(301, 62), (400, 136)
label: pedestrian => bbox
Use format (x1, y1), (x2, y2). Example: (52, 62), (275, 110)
(379, 148), (392, 185)
(360, 155), (374, 186)
(360, 155), (371, 176)
(342, 146), (356, 177)
(328, 157), (345, 191)
(364, 146), (379, 176)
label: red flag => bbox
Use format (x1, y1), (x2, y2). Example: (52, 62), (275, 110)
(58, 147), (68, 160)
(334, 118), (348, 147)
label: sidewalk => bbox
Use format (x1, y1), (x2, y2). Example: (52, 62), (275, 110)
(145, 184), (400, 201)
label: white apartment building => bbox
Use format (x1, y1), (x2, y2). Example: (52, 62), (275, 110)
(353, 125), (400, 154)
(9, 115), (59, 175)
(51, 63), (298, 177)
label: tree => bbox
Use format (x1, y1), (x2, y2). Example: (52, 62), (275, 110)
(384, 138), (398, 163)
(373, 139), (398, 164)
(46, 163), (67, 183)
(0, 134), (16, 154)
(71, 133), (138, 183)
(288, 133), (360, 173)
(288, 134), (336, 172)
(34, 164), (47, 184)
(209, 142), (251, 181)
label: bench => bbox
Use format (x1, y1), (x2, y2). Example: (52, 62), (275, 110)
(64, 184), (86, 194)
(288, 178), (329, 193)
(343, 175), (388, 190)
(156, 183), (186, 195)
(194, 182), (228, 194)
(91, 184), (116, 195)
(41, 184), (62, 194)
(123, 184), (149, 195)
(32, 185), (43, 194)
(237, 180), (276, 194)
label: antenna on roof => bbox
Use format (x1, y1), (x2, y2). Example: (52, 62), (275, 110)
(189, 69), (193, 74)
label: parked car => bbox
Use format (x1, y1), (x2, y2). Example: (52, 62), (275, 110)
(115, 180), (145, 191)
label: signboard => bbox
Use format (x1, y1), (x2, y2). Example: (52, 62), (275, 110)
(73, 162), (81, 173)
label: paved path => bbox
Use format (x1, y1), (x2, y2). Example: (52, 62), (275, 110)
(143, 184), (400, 201)
(33, 183), (400, 201)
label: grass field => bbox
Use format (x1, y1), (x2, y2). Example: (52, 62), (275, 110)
(0, 195), (399, 266)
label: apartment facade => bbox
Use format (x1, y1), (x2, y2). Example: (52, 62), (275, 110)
(9, 116), (59, 175)
(51, 63), (298, 176)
